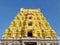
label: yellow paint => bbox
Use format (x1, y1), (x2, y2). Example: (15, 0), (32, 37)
(2, 8), (57, 38)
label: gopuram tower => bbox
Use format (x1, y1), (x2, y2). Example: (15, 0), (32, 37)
(1, 8), (60, 45)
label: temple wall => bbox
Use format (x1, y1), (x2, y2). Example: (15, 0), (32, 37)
(0, 38), (59, 45)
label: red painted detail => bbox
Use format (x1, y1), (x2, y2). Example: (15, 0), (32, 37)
(26, 11), (33, 15)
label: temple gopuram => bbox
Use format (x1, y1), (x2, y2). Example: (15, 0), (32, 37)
(0, 8), (60, 45)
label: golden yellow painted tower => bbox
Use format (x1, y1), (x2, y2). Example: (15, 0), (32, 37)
(2, 8), (56, 38)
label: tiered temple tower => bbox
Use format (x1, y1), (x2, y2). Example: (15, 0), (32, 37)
(2, 8), (56, 38)
(1, 8), (59, 45)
